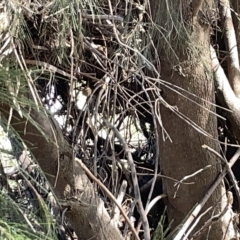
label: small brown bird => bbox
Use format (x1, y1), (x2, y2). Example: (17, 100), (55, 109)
(82, 87), (92, 97)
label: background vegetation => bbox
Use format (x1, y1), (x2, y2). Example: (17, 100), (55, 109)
(1, 0), (240, 239)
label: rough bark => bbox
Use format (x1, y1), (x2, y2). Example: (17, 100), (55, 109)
(150, 0), (232, 239)
(0, 104), (123, 240)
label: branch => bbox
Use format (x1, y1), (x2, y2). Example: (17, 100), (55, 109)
(211, 45), (240, 142)
(76, 159), (140, 240)
(220, 0), (240, 97)
(172, 147), (240, 240)
(103, 119), (151, 240)
(203, 145), (240, 211)
(0, 105), (123, 240)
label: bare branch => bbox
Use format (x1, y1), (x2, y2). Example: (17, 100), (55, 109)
(220, 0), (240, 97)
(211, 45), (240, 110)
(203, 144), (240, 211)
(103, 119), (151, 240)
(211, 45), (240, 142)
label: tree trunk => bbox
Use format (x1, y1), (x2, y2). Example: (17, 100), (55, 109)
(150, 0), (233, 239)
(0, 105), (123, 240)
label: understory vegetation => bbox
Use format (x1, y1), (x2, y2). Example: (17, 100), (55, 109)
(1, 0), (240, 240)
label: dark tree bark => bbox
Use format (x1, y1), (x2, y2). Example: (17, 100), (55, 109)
(150, 0), (234, 239)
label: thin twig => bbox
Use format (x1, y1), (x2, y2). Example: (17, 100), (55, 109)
(173, 165), (212, 198)
(64, 28), (75, 133)
(135, 76), (161, 233)
(203, 144), (240, 210)
(189, 192), (234, 239)
(184, 207), (212, 240)
(25, 59), (77, 80)
(103, 119), (151, 240)
(173, 147), (240, 240)
(112, 180), (127, 227)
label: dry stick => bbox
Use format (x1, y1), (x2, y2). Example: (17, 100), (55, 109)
(81, 13), (123, 22)
(184, 207), (213, 240)
(103, 119), (151, 240)
(210, 45), (240, 133)
(24, 59), (77, 80)
(173, 165), (211, 198)
(173, 147), (240, 240)
(75, 158), (140, 240)
(26, 58), (102, 83)
(138, 77), (160, 207)
(93, 88), (106, 177)
(139, 174), (194, 193)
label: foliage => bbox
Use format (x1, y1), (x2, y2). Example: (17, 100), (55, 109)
(0, 0), (239, 239)
(0, 0), (164, 238)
